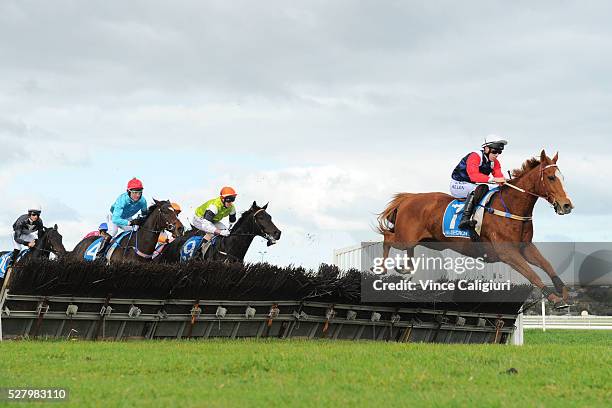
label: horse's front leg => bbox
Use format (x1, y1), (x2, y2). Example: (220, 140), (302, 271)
(521, 243), (569, 302)
(495, 245), (566, 307)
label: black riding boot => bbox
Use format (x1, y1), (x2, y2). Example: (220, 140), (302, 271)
(8, 249), (20, 266)
(458, 192), (477, 230)
(458, 184), (489, 230)
(95, 237), (111, 259)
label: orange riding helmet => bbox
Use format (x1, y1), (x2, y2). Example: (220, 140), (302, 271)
(220, 186), (237, 198)
(170, 202), (181, 214)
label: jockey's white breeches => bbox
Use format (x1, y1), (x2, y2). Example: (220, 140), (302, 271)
(106, 213), (135, 237)
(449, 179), (478, 199)
(192, 216), (226, 234)
(12, 232), (38, 250)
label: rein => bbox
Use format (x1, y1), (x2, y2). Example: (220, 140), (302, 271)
(215, 208), (271, 261)
(123, 205), (178, 259)
(228, 208), (269, 237)
(504, 164), (558, 200)
(483, 164), (559, 222)
(34, 232), (64, 256)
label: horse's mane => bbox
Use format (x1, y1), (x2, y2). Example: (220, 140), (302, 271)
(510, 157), (541, 179)
(230, 206), (258, 231)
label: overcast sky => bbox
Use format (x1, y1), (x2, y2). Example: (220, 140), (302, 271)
(1, 1), (610, 267)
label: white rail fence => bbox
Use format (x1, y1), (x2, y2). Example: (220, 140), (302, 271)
(511, 314), (611, 345)
(522, 315), (612, 330)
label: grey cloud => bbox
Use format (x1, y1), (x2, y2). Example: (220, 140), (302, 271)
(0, 119), (30, 167)
(0, 1), (609, 235)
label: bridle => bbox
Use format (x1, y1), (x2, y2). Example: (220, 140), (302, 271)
(125, 204), (182, 259)
(503, 164), (559, 204)
(251, 208), (278, 243)
(202, 207), (279, 262)
(228, 208), (275, 239)
(34, 229), (64, 256)
(138, 205), (180, 234)
(484, 164), (560, 222)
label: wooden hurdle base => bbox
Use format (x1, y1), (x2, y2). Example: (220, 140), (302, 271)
(0, 292), (519, 344)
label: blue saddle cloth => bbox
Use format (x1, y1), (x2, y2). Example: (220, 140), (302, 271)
(83, 231), (131, 261)
(83, 237), (104, 261)
(179, 234), (219, 262)
(180, 235), (205, 262)
(442, 188), (499, 238)
(0, 253), (9, 278)
(0, 249), (29, 278)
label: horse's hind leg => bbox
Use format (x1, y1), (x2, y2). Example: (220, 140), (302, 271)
(395, 246), (416, 275)
(521, 243), (569, 301)
(378, 237), (416, 276)
(378, 240), (392, 275)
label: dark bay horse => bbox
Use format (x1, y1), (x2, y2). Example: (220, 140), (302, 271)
(71, 199), (184, 263)
(377, 150), (574, 307)
(156, 201), (281, 263)
(0, 225), (67, 286)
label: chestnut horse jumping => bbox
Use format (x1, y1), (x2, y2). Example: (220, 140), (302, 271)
(377, 150), (574, 307)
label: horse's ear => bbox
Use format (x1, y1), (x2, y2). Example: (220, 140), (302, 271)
(262, 202), (268, 210)
(252, 201), (258, 209)
(540, 149), (547, 163)
(53, 224), (58, 230)
(153, 198), (159, 204)
(552, 152), (558, 164)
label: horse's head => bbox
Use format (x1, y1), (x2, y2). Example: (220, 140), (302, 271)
(248, 201), (282, 246)
(150, 199), (185, 237)
(536, 150), (574, 215)
(39, 224), (67, 256)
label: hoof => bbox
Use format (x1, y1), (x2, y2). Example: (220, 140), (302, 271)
(546, 293), (562, 304)
(561, 286), (569, 302)
(370, 267), (387, 275)
(394, 266), (414, 275)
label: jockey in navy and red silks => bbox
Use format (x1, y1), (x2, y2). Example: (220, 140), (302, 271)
(450, 139), (508, 231)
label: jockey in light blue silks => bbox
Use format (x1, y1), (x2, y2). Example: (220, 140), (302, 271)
(450, 138), (508, 231)
(96, 177), (148, 256)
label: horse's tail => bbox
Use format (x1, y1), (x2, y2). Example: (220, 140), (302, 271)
(377, 193), (410, 234)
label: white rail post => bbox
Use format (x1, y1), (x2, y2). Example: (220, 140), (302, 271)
(541, 299), (546, 332)
(511, 312), (524, 345)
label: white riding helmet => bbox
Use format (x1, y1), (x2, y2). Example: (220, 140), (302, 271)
(482, 135), (508, 150)
(28, 205), (42, 213)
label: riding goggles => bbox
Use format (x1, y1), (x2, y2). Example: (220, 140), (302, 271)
(490, 149), (502, 155)
(223, 196), (236, 203)
(29, 211), (41, 216)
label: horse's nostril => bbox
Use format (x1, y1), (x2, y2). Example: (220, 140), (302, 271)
(563, 204), (572, 212)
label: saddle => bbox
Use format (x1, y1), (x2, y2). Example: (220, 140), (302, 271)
(442, 188), (499, 238)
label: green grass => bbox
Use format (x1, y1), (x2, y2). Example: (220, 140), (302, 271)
(0, 330), (610, 407)
(525, 329), (611, 346)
